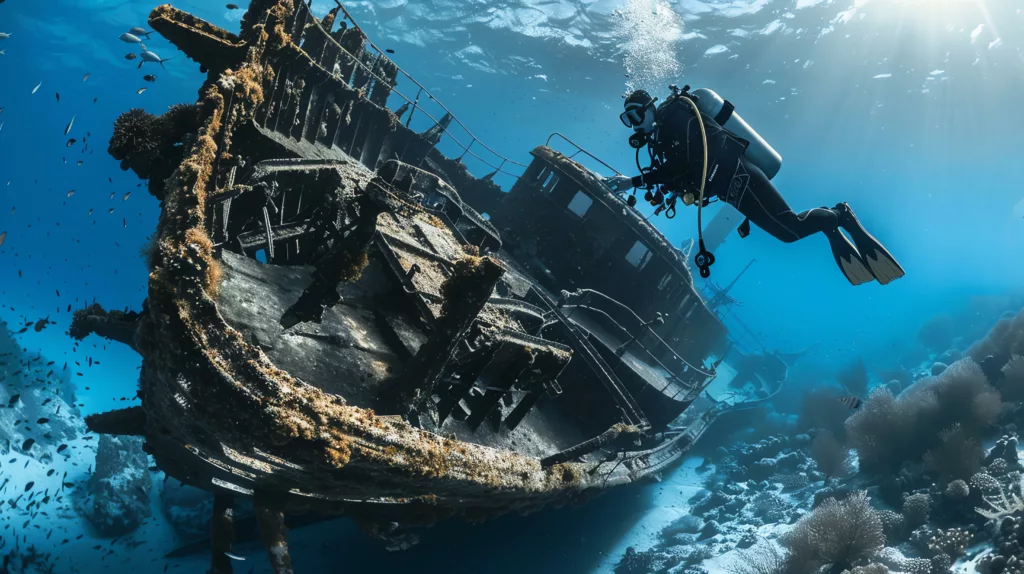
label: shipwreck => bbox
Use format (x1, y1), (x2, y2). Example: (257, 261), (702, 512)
(69, 1), (782, 571)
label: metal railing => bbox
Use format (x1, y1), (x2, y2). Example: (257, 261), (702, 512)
(545, 132), (623, 177)
(281, 1), (530, 187)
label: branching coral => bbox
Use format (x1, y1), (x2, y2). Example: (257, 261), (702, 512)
(846, 359), (1002, 473)
(727, 542), (787, 574)
(922, 424), (983, 484)
(780, 491), (884, 573)
(976, 479), (1024, 519)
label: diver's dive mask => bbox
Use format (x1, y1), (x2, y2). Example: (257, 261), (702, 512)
(619, 98), (658, 132)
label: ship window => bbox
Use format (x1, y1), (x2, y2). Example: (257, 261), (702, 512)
(625, 240), (652, 269)
(657, 272), (673, 291)
(567, 191), (593, 218)
(481, 212), (491, 221)
(255, 249), (268, 264)
(541, 171), (558, 192)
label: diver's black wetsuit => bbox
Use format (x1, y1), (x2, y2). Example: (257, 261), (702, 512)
(629, 95), (839, 243)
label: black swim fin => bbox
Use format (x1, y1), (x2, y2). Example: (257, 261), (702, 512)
(833, 203), (905, 285)
(825, 228), (874, 286)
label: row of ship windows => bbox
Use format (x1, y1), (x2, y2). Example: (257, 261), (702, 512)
(538, 167), (679, 293)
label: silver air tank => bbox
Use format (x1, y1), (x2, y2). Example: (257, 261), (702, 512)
(691, 88), (783, 180)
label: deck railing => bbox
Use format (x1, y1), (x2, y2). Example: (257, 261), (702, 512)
(278, 0), (530, 188)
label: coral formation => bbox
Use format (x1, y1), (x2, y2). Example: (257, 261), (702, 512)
(922, 424), (983, 484)
(780, 491), (884, 573)
(902, 493), (933, 529)
(846, 359), (1002, 473)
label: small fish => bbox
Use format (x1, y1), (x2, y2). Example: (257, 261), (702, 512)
(66, 138), (76, 147)
(21, 438), (34, 451)
(0, 231), (5, 248)
(839, 396), (863, 410)
(125, 53), (138, 61)
(386, 48), (395, 54)
(77, 160), (84, 166)
(119, 33), (144, 44)
(56, 444), (68, 454)
(143, 74), (157, 82)
(136, 87), (148, 95)
(33, 318), (48, 332)
(138, 50), (172, 69)
(56, 92), (60, 102)
(224, 552), (246, 561)
(24, 482), (34, 492)
(129, 27), (152, 38)
(226, 3), (239, 9)
(109, 191), (115, 200)
(31, 81), (41, 95)
(123, 192), (131, 201)
(83, 73), (91, 82)
(64, 115), (75, 136)
(0, 33), (10, 40)
(108, 208), (115, 214)
(8, 394), (20, 407)
(36, 418), (49, 424)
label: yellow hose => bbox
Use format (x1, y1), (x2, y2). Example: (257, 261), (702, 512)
(679, 96), (709, 233)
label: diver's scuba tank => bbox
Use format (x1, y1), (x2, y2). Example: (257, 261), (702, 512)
(691, 88), (783, 180)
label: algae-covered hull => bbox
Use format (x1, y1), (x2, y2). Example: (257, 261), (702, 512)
(71, 1), (733, 569)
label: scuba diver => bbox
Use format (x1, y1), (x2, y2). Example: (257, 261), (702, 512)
(604, 86), (905, 286)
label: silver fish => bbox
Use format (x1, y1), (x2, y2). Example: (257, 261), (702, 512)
(64, 115), (75, 136)
(31, 81), (41, 95)
(136, 87), (148, 95)
(224, 552), (246, 561)
(119, 33), (143, 44)
(138, 50), (172, 69)
(128, 27), (152, 39)
(0, 33), (11, 40)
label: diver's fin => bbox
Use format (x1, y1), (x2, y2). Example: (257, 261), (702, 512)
(825, 229), (874, 286)
(833, 203), (905, 285)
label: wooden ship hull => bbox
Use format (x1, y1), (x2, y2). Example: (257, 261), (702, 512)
(71, 1), (740, 570)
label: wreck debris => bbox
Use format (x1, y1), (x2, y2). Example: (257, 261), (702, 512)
(72, 0), (752, 570)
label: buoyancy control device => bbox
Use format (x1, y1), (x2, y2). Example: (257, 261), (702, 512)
(691, 88), (783, 180)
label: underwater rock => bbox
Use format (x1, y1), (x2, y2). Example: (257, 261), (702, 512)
(697, 520), (722, 540)
(985, 435), (1022, 468)
(932, 362), (949, 376)
(75, 435), (152, 537)
(662, 515), (703, 538)
(775, 451), (805, 472)
(748, 458), (777, 481)
(614, 547), (654, 574)
(160, 479), (213, 542)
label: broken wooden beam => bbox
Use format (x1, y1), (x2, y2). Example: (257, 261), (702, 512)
(84, 407), (147, 436)
(69, 303), (142, 352)
(389, 256), (505, 411)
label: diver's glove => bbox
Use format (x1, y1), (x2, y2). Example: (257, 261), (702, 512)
(603, 175), (634, 192)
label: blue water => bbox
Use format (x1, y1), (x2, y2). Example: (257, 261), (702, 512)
(0, 0), (1022, 572)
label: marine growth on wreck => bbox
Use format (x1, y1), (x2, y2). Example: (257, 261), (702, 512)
(0, 0), (1023, 573)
